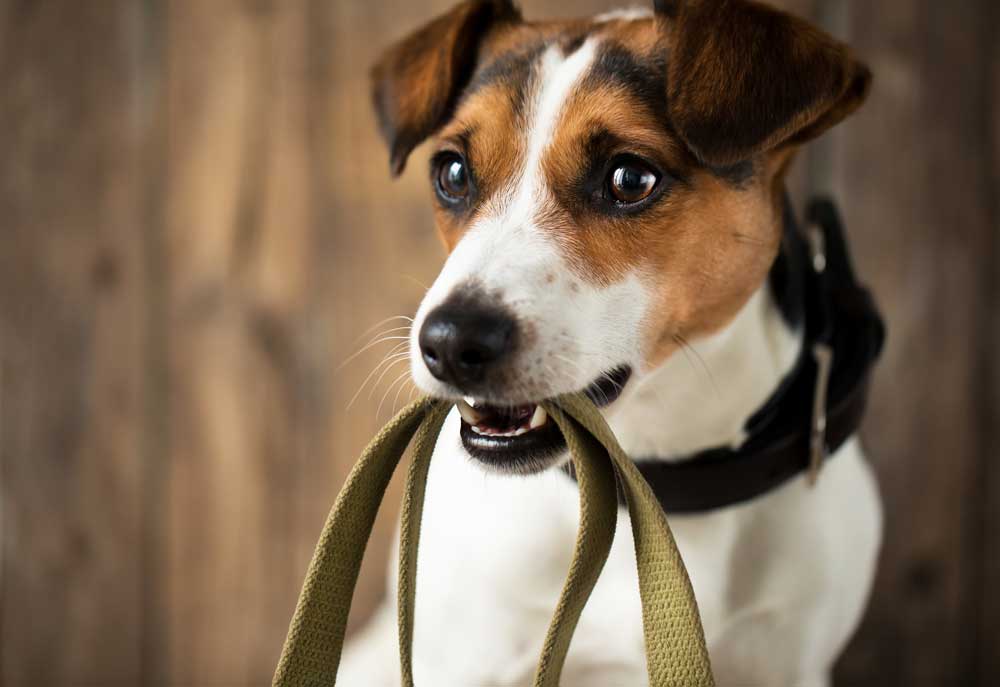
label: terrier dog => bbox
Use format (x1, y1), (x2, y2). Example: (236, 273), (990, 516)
(343, 1), (882, 685)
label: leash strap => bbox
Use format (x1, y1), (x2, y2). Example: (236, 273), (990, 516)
(273, 394), (715, 687)
(272, 400), (433, 687)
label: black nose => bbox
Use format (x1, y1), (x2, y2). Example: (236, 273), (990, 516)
(418, 296), (517, 389)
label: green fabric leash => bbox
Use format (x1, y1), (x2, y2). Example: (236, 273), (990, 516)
(273, 394), (715, 687)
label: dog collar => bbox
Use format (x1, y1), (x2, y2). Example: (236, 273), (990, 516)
(569, 197), (886, 514)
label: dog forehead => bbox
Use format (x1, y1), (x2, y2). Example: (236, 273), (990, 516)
(436, 15), (667, 211)
(463, 13), (663, 116)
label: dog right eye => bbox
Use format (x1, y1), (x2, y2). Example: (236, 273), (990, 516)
(607, 158), (660, 205)
(435, 154), (471, 204)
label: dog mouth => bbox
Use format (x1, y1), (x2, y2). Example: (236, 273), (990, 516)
(456, 366), (632, 473)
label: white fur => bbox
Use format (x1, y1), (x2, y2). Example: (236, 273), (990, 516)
(344, 28), (882, 687)
(595, 7), (654, 23)
(609, 287), (802, 459)
(410, 40), (650, 406)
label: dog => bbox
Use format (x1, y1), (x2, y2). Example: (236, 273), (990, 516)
(342, 1), (882, 685)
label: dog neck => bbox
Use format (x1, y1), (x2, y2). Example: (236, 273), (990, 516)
(608, 257), (804, 463)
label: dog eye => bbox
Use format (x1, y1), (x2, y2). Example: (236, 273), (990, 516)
(436, 154), (470, 202)
(608, 160), (659, 204)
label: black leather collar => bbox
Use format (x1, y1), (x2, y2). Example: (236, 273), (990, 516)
(568, 197), (886, 514)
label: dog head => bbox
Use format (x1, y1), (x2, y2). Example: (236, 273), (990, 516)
(371, 0), (870, 472)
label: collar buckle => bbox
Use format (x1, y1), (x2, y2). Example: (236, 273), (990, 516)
(808, 342), (834, 486)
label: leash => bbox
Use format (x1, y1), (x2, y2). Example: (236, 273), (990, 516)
(272, 394), (715, 687)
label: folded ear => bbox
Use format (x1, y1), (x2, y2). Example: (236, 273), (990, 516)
(371, 0), (521, 176)
(656, 0), (871, 167)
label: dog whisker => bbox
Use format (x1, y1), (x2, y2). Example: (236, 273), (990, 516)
(552, 353), (590, 385)
(378, 369), (413, 420)
(346, 347), (411, 411)
(598, 370), (626, 396)
(352, 315), (413, 345)
(362, 340), (410, 374)
(673, 334), (721, 398)
(337, 330), (412, 371)
(365, 326), (413, 338)
(400, 273), (431, 292)
(367, 350), (414, 401)
(391, 370), (415, 415)
(594, 374), (614, 406)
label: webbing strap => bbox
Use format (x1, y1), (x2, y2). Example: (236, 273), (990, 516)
(273, 394), (714, 687)
(272, 400), (429, 686)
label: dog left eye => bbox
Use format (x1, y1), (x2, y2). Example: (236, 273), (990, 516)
(435, 153), (471, 203)
(608, 160), (660, 204)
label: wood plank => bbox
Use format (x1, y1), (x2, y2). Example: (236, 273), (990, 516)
(831, 1), (996, 685)
(162, 1), (311, 683)
(302, 0), (456, 644)
(979, 1), (1000, 680)
(158, 1), (453, 682)
(0, 1), (156, 684)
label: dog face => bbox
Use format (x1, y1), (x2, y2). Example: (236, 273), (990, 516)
(371, 0), (870, 473)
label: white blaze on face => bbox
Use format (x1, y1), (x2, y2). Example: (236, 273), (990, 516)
(594, 7), (654, 22)
(411, 38), (651, 402)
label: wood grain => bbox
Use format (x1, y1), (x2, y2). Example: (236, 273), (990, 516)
(162, 1), (313, 682)
(0, 2), (153, 684)
(831, 1), (999, 685)
(977, 0), (1000, 681)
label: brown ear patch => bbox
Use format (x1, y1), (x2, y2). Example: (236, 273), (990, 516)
(371, 0), (521, 176)
(662, 0), (871, 167)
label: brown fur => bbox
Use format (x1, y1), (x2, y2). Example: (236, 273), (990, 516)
(433, 85), (528, 249)
(371, 0), (870, 368)
(540, 71), (786, 363)
(661, 0), (872, 166)
(371, 0), (521, 176)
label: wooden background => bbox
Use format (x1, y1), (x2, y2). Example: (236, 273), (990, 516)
(0, 0), (997, 685)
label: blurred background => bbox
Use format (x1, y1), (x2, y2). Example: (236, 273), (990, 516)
(0, 0), (997, 685)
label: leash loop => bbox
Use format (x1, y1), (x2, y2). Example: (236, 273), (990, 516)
(273, 395), (715, 687)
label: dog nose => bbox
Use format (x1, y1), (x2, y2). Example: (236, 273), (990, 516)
(418, 297), (517, 388)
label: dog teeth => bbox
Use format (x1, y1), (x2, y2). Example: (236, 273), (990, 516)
(470, 425), (521, 438)
(529, 406), (548, 429)
(470, 426), (530, 438)
(457, 400), (484, 425)
(463, 403), (547, 438)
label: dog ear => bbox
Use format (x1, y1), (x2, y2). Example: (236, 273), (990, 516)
(656, 0), (871, 167)
(371, 0), (521, 176)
